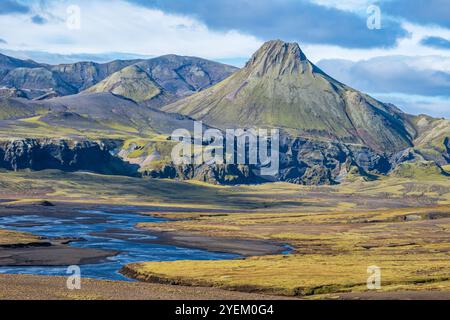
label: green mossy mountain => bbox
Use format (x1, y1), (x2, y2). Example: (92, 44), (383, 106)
(86, 55), (238, 107)
(408, 114), (450, 165)
(0, 41), (448, 185)
(85, 65), (172, 105)
(164, 40), (414, 153)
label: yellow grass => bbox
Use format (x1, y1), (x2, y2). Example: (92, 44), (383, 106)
(0, 229), (43, 246)
(126, 252), (450, 296)
(1, 170), (450, 297)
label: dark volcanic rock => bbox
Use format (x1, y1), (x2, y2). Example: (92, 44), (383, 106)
(144, 135), (394, 185)
(276, 136), (390, 184)
(444, 137), (450, 163)
(0, 139), (139, 176)
(39, 201), (55, 207)
(146, 163), (263, 185)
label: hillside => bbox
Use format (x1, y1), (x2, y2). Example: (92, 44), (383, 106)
(0, 53), (237, 103)
(85, 65), (173, 106)
(0, 41), (448, 185)
(164, 40), (414, 153)
(0, 92), (200, 141)
(409, 115), (450, 164)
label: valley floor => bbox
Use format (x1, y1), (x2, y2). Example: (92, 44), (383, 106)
(0, 274), (448, 300)
(0, 169), (449, 299)
(0, 274), (288, 300)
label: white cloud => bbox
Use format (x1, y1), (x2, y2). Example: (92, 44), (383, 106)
(0, 0), (449, 118)
(302, 22), (450, 63)
(2, 0), (450, 66)
(0, 0), (262, 60)
(309, 0), (376, 12)
(372, 93), (450, 118)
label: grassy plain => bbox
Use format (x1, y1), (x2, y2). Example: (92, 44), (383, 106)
(0, 169), (449, 298)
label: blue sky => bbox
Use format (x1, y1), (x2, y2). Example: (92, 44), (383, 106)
(1, 0), (450, 118)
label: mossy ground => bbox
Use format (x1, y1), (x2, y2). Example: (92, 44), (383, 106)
(0, 229), (44, 246)
(126, 252), (449, 297)
(0, 170), (449, 297)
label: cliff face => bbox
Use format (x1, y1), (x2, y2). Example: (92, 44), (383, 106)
(0, 139), (140, 176)
(277, 136), (390, 184)
(143, 136), (391, 185)
(0, 134), (444, 185)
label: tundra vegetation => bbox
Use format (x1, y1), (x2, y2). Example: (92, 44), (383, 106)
(0, 41), (449, 299)
(0, 169), (449, 298)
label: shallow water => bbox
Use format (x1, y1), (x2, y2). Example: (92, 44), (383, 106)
(0, 209), (238, 281)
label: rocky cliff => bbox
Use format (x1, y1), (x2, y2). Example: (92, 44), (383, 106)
(140, 135), (392, 185)
(0, 139), (139, 176)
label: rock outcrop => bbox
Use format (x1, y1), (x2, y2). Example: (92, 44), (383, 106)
(142, 135), (392, 185)
(0, 139), (139, 176)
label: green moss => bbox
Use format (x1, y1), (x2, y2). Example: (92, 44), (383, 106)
(86, 65), (162, 103)
(392, 161), (448, 180)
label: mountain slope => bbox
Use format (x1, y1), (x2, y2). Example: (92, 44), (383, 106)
(409, 114), (450, 164)
(0, 53), (237, 103)
(164, 40), (413, 153)
(0, 97), (42, 120)
(27, 92), (199, 136)
(134, 55), (238, 101)
(0, 92), (201, 140)
(49, 59), (140, 92)
(84, 65), (172, 104)
(0, 53), (41, 75)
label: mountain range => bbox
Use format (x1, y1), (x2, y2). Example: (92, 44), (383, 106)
(0, 40), (449, 184)
(0, 53), (237, 103)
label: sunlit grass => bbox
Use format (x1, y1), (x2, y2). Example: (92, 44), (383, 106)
(0, 229), (44, 246)
(124, 252), (450, 296)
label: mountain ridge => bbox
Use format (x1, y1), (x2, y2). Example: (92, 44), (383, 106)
(0, 53), (238, 103)
(163, 40), (414, 153)
(0, 40), (448, 185)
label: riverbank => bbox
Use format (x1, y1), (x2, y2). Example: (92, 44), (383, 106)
(0, 201), (286, 270)
(0, 228), (117, 266)
(0, 274), (292, 300)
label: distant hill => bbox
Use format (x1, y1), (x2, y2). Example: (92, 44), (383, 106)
(85, 65), (172, 106)
(0, 56), (139, 99)
(0, 53), (237, 103)
(85, 55), (238, 107)
(0, 53), (41, 71)
(134, 55), (238, 101)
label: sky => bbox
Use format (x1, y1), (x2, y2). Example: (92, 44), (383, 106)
(0, 0), (450, 118)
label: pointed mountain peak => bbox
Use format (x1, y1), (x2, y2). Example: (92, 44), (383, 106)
(164, 39), (413, 153)
(252, 40), (307, 60)
(245, 40), (309, 77)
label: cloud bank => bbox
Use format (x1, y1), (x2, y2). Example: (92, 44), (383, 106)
(129, 0), (408, 48)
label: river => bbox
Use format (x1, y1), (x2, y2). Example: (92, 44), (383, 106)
(0, 208), (238, 281)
